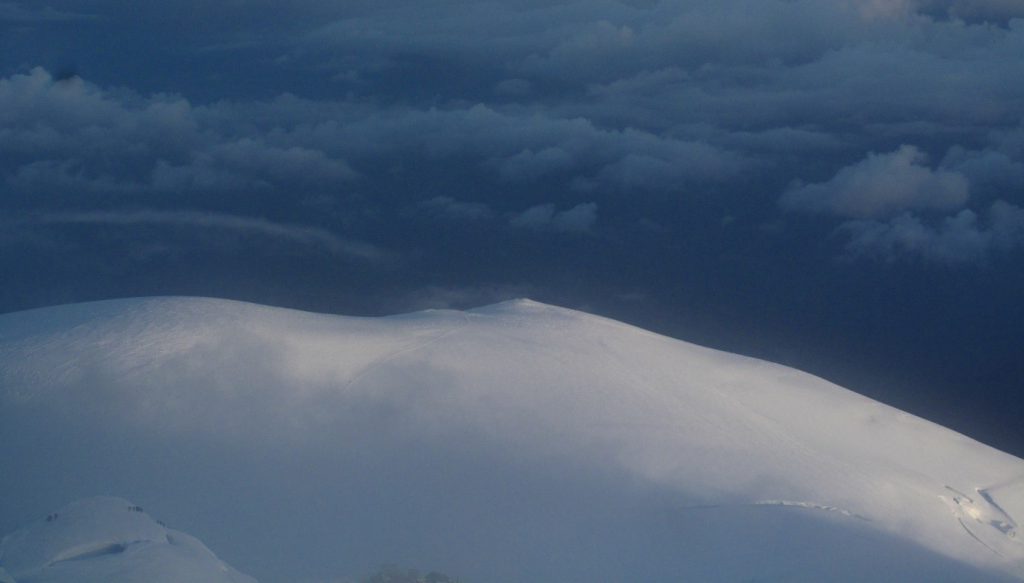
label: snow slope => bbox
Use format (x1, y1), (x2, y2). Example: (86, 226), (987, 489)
(0, 297), (1022, 582)
(0, 497), (254, 583)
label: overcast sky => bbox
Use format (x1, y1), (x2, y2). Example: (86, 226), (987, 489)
(2, 0), (1023, 455)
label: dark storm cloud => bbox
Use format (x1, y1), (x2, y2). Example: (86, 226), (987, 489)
(0, 69), (355, 202)
(0, 66), (744, 224)
(265, 102), (744, 192)
(2, 1), (1022, 264)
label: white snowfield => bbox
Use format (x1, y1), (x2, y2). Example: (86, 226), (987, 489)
(0, 297), (1022, 582)
(0, 497), (254, 583)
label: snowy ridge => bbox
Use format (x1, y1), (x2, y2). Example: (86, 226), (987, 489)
(1, 297), (1023, 582)
(0, 497), (254, 583)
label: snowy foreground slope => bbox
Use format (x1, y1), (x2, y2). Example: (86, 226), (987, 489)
(1, 297), (1023, 582)
(0, 497), (254, 583)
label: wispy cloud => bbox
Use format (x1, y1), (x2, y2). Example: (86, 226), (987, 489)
(0, 1), (95, 22)
(23, 210), (388, 262)
(509, 202), (597, 233)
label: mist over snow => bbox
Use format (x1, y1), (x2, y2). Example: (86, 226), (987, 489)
(1, 298), (1023, 582)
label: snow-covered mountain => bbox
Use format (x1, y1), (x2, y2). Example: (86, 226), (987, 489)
(1, 297), (1022, 582)
(0, 497), (254, 583)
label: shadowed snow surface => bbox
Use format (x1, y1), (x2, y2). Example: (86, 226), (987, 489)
(0, 497), (254, 583)
(0, 297), (1022, 582)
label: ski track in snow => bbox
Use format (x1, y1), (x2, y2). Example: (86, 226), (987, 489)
(679, 500), (871, 522)
(753, 499), (872, 521)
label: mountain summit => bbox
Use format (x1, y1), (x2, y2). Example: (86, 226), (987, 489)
(1, 297), (1022, 582)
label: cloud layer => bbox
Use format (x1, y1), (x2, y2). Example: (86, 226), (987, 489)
(3, 1), (1022, 264)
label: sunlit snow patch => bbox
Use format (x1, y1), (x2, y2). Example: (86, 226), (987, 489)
(942, 482), (1023, 558)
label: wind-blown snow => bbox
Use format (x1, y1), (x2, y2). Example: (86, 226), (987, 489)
(0, 297), (1022, 582)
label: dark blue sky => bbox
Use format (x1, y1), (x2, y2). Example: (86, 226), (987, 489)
(2, 0), (1023, 454)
